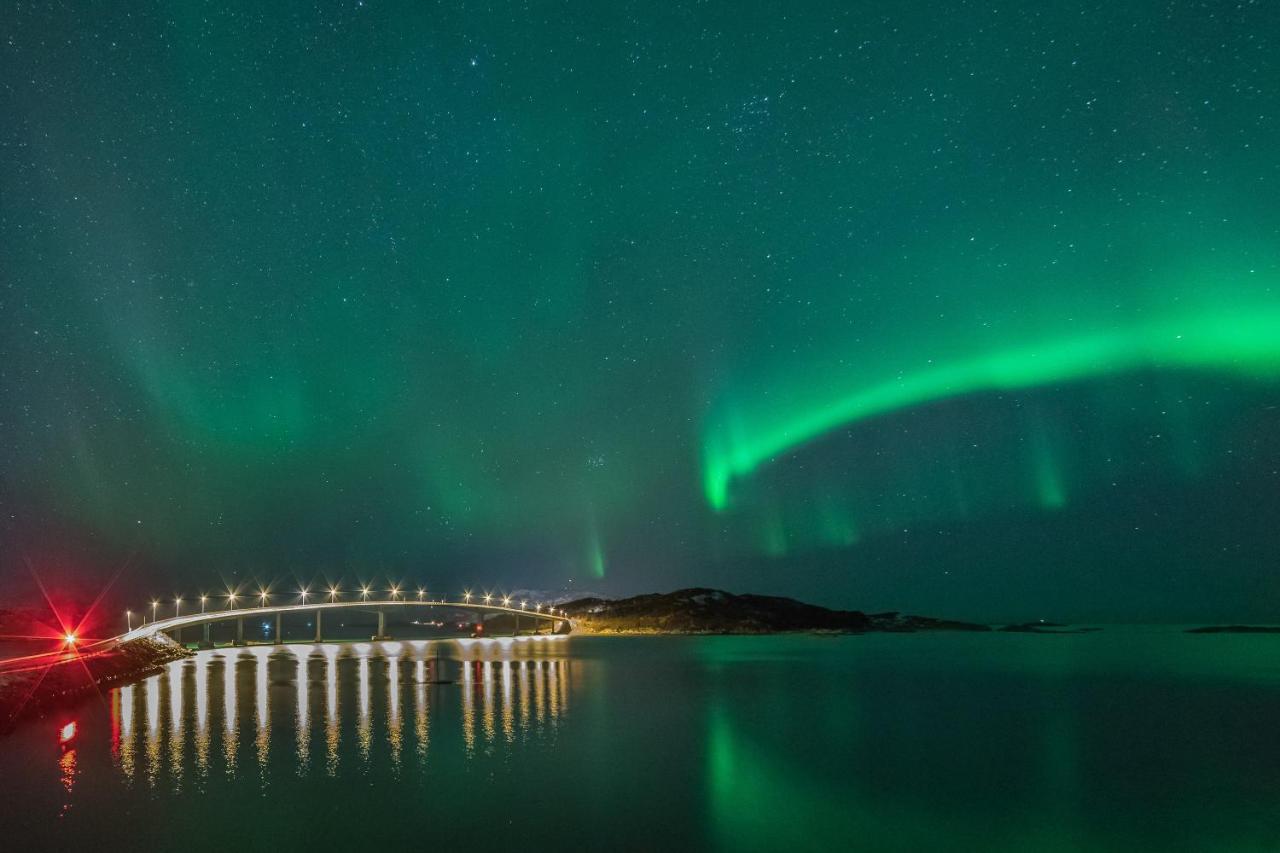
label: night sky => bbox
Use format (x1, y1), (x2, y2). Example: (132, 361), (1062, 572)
(3, 1), (1279, 622)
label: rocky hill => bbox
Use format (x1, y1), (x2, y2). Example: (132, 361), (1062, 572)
(560, 588), (990, 635)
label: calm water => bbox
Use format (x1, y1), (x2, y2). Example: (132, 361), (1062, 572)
(3, 631), (1280, 852)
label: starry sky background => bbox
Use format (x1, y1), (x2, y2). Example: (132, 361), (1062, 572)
(2, 0), (1279, 622)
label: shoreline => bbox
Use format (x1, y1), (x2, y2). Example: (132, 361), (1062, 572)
(0, 637), (192, 733)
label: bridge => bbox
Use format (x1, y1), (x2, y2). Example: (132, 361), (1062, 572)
(0, 588), (573, 675)
(122, 596), (571, 647)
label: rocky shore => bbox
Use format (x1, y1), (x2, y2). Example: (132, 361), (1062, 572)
(0, 636), (192, 733)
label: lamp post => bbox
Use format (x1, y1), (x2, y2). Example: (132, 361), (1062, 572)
(463, 590), (473, 603)
(200, 594), (207, 613)
(175, 597), (182, 618)
(416, 588), (425, 601)
(259, 589), (269, 608)
(151, 599), (159, 624)
(329, 586), (340, 603)
(126, 609), (133, 631)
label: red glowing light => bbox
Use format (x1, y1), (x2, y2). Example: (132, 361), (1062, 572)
(60, 721), (77, 744)
(64, 633), (77, 646)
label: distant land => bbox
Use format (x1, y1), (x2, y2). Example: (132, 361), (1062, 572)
(558, 588), (992, 634)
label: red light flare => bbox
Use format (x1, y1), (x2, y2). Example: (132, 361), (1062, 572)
(19, 553), (126, 653)
(0, 556), (134, 723)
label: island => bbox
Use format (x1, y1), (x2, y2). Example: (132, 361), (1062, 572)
(556, 587), (991, 635)
(998, 622), (1101, 634)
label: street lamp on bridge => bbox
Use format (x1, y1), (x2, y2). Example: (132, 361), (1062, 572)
(483, 592), (493, 604)
(329, 586), (340, 603)
(151, 599), (159, 623)
(360, 585), (371, 601)
(299, 587), (310, 603)
(226, 590), (239, 609)
(389, 584), (402, 601)
(200, 594), (207, 613)
(126, 609), (132, 631)
(174, 596), (182, 618)
(416, 587), (426, 601)
(463, 590), (473, 603)
(258, 589), (269, 607)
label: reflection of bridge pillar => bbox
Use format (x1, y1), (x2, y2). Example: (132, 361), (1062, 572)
(315, 610), (322, 643)
(234, 617), (246, 646)
(274, 612), (282, 644)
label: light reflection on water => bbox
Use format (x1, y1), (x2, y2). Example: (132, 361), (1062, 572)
(12, 633), (1280, 851)
(105, 637), (571, 786)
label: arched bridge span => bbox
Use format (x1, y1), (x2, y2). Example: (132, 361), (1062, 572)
(121, 599), (571, 647)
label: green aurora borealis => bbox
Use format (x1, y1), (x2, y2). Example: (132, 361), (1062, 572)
(2, 1), (1279, 620)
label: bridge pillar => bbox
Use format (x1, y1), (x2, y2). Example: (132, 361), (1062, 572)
(513, 614), (519, 637)
(201, 622), (212, 649)
(314, 610), (322, 643)
(373, 609), (391, 641)
(234, 617), (246, 647)
(274, 612), (282, 644)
